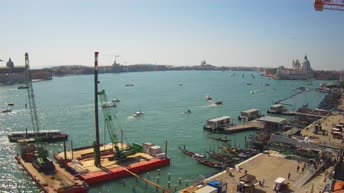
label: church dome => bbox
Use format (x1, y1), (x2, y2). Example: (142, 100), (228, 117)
(6, 58), (14, 68)
(301, 55), (311, 71)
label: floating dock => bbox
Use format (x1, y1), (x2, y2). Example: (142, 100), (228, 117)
(223, 120), (264, 133)
(54, 143), (170, 186)
(15, 156), (89, 193)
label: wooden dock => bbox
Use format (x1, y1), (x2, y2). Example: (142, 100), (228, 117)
(223, 120), (264, 133)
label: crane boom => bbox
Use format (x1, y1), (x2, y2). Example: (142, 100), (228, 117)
(25, 53), (40, 133)
(98, 89), (136, 160)
(314, 0), (344, 11)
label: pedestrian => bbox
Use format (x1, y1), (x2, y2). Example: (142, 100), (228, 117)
(288, 172), (291, 180)
(302, 166), (305, 173)
(297, 165), (300, 173)
(262, 179), (265, 187)
(245, 170), (247, 174)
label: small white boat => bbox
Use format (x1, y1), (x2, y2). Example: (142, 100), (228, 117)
(102, 101), (117, 108)
(133, 111), (144, 117)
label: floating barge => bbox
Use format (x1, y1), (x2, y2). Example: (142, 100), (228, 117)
(16, 143), (88, 193)
(54, 142), (170, 186)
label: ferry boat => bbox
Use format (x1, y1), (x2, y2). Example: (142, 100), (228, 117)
(203, 116), (231, 133)
(8, 129), (68, 143)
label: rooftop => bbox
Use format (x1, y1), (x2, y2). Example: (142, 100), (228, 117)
(257, 116), (287, 124)
(208, 116), (231, 122)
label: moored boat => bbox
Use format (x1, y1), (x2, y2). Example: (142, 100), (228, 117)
(8, 129), (68, 143)
(205, 132), (231, 142)
(203, 116), (231, 133)
(1, 108), (12, 113)
(178, 146), (206, 159)
(194, 157), (224, 170)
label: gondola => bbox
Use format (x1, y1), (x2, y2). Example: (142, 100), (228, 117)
(205, 132), (231, 142)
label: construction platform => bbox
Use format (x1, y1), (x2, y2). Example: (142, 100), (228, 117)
(54, 143), (170, 186)
(15, 156), (89, 193)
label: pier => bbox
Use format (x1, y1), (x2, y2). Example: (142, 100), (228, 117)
(274, 90), (305, 104)
(223, 120), (264, 133)
(124, 168), (170, 193)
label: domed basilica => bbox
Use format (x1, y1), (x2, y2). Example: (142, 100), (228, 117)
(275, 55), (314, 80)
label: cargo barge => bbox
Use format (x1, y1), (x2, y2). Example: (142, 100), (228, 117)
(54, 142), (170, 186)
(16, 143), (88, 193)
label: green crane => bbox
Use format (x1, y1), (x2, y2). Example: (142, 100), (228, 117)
(23, 53), (55, 172)
(25, 53), (40, 134)
(98, 89), (136, 160)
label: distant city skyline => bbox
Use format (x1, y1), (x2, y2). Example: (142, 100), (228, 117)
(1, 0), (343, 70)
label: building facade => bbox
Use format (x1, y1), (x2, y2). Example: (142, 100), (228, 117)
(275, 55), (314, 80)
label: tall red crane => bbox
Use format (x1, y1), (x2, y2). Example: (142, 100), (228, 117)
(314, 0), (344, 11)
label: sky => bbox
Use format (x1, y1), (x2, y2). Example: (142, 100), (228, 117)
(1, 0), (343, 70)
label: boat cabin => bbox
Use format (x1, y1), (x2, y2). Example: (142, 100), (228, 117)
(257, 116), (287, 130)
(240, 109), (260, 121)
(204, 116), (231, 133)
(269, 104), (286, 113)
(206, 116), (231, 129)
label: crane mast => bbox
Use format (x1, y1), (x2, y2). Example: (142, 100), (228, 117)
(25, 53), (40, 133)
(98, 90), (136, 160)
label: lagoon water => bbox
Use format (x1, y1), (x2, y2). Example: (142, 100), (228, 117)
(0, 71), (328, 192)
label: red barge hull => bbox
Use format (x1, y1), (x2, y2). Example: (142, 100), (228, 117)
(74, 158), (170, 186)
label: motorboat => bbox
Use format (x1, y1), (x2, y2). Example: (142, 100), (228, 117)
(111, 99), (120, 103)
(214, 101), (223, 105)
(102, 101), (117, 108)
(205, 95), (212, 101)
(1, 109), (12, 113)
(133, 111), (144, 117)
(17, 86), (29, 89)
(184, 109), (192, 114)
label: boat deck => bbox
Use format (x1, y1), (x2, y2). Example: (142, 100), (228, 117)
(54, 143), (128, 162)
(68, 152), (170, 186)
(16, 156), (88, 193)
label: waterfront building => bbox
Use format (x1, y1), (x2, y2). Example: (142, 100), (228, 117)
(0, 58), (52, 85)
(275, 55), (314, 80)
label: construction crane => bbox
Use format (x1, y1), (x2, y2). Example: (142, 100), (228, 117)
(22, 53), (55, 172)
(314, 0), (344, 11)
(25, 53), (40, 133)
(98, 89), (136, 160)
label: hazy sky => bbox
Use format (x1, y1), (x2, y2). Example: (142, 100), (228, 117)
(1, 0), (343, 70)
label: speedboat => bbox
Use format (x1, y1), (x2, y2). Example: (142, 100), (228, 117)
(215, 101), (222, 105)
(133, 111), (144, 117)
(102, 101), (117, 108)
(111, 99), (120, 103)
(184, 109), (192, 114)
(205, 95), (212, 101)
(1, 109), (12, 113)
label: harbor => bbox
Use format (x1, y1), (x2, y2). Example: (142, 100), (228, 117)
(0, 68), (342, 192)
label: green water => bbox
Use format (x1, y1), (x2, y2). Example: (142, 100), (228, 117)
(0, 71), (328, 192)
